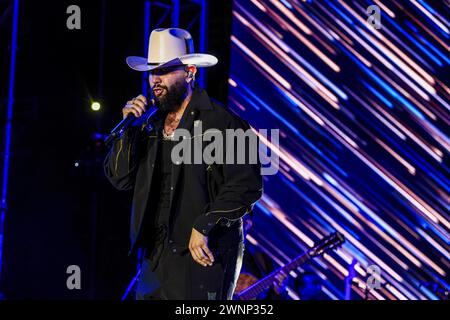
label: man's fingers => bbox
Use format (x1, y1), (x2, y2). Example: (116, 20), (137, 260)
(275, 276), (281, 285)
(189, 244), (213, 267)
(193, 248), (208, 267)
(274, 273), (285, 286)
(121, 94), (147, 119)
(126, 106), (143, 117)
(188, 228), (213, 267)
(133, 104), (146, 115)
(124, 107), (140, 118)
(128, 100), (146, 113)
(133, 98), (146, 109)
(189, 244), (204, 266)
(201, 245), (214, 264)
(195, 247), (211, 266)
(123, 100), (146, 118)
(191, 249), (202, 265)
(135, 94), (147, 105)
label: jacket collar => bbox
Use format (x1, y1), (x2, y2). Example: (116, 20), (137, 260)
(176, 86), (211, 131)
(187, 86), (213, 111)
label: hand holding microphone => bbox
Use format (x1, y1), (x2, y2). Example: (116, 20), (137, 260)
(104, 93), (158, 146)
(122, 94), (148, 119)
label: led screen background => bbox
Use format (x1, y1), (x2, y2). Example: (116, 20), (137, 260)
(228, 0), (449, 300)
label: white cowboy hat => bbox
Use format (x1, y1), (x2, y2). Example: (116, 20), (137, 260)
(126, 28), (218, 71)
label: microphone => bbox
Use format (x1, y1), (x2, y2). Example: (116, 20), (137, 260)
(104, 95), (159, 146)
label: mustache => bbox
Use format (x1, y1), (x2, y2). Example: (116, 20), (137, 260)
(152, 85), (167, 90)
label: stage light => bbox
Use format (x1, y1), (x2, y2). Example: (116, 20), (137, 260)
(91, 102), (101, 111)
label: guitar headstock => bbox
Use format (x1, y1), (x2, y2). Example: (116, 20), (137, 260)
(308, 232), (345, 257)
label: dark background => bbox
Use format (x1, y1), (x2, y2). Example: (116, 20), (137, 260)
(0, 0), (232, 299)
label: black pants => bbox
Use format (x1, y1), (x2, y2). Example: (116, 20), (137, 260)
(135, 225), (244, 300)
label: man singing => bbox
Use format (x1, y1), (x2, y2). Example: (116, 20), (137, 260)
(104, 28), (263, 300)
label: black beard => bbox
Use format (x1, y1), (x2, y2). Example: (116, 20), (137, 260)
(155, 79), (187, 112)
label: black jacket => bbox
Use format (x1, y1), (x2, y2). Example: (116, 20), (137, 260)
(104, 88), (263, 255)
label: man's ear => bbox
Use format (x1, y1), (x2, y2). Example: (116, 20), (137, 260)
(186, 65), (197, 82)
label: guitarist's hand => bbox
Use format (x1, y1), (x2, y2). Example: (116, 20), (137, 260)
(273, 270), (289, 296)
(189, 228), (215, 267)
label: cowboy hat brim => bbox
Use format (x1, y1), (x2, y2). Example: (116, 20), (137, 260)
(126, 53), (218, 72)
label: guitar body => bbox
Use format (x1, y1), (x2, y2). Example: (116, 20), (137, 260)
(234, 272), (259, 297)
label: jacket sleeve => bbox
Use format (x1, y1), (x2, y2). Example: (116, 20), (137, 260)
(103, 127), (142, 191)
(193, 116), (263, 236)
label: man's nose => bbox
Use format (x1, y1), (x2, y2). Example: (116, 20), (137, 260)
(149, 74), (161, 87)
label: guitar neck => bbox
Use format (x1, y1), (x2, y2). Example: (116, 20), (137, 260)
(237, 251), (310, 300)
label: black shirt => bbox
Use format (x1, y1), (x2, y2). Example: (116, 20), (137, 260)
(142, 136), (176, 261)
(154, 137), (176, 226)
